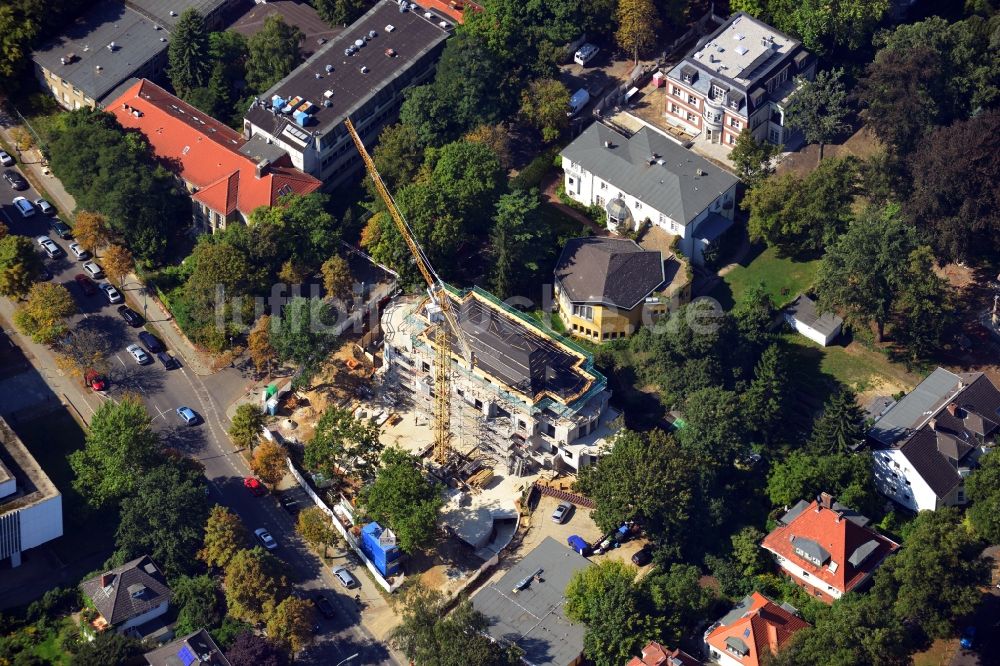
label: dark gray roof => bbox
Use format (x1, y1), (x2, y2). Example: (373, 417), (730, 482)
(126, 0), (232, 30)
(471, 536), (592, 666)
(554, 237), (665, 310)
(847, 539), (881, 568)
(245, 0), (449, 141)
(777, 499), (810, 526)
(869, 367), (963, 447)
(560, 123), (738, 227)
(785, 294), (842, 337)
(31, 1), (167, 104)
(143, 629), (231, 666)
(718, 594), (755, 626)
(831, 501), (870, 528)
(80, 555), (172, 626)
(790, 536), (830, 565)
(238, 134), (292, 165)
(725, 637), (750, 656)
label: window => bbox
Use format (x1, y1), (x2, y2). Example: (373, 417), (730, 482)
(670, 103), (680, 114)
(711, 84), (726, 100)
(634, 201), (642, 210)
(727, 133), (735, 144)
(671, 85), (681, 96)
(542, 422), (556, 437)
(563, 449), (574, 459)
(567, 177), (575, 185)
(573, 305), (594, 321)
(595, 195), (604, 206)
(729, 117), (741, 128)
(687, 112), (697, 122)
(600, 181), (607, 189)
(687, 93), (697, 105)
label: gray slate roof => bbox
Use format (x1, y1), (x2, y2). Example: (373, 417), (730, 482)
(560, 123), (737, 227)
(471, 536), (592, 666)
(869, 367), (963, 447)
(143, 629), (231, 666)
(31, 1), (167, 104)
(785, 294), (842, 337)
(80, 555), (172, 626)
(554, 237), (665, 310)
(126, 0), (232, 30)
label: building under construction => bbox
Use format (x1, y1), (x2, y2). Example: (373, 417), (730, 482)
(381, 285), (619, 475)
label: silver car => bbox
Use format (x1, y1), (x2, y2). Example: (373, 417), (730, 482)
(552, 502), (573, 524)
(332, 566), (358, 589)
(126, 343), (150, 364)
(255, 527), (278, 550)
(100, 283), (123, 304)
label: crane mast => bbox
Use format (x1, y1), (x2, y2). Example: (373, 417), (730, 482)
(344, 118), (470, 465)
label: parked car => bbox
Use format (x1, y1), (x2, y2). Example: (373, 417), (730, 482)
(126, 343), (151, 365)
(157, 351), (179, 370)
(244, 476), (266, 496)
(117, 305), (143, 327)
(68, 242), (89, 260)
(34, 199), (54, 215)
(551, 501), (573, 524)
(36, 236), (62, 259)
(254, 527), (278, 550)
(138, 330), (164, 354)
(84, 369), (107, 391)
(332, 566), (359, 589)
(176, 406), (199, 425)
(74, 274), (97, 296)
(567, 88), (590, 117)
(3, 170), (27, 190)
(631, 544), (653, 566)
(49, 218), (72, 239)
(82, 261), (103, 279)
(0, 150), (13, 167)
(279, 494), (302, 515)
(100, 283), (123, 304)
(12, 197), (34, 218)
(312, 593), (336, 619)
(574, 43), (599, 66)
(960, 626), (976, 649)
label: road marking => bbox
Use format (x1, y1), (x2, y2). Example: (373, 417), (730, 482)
(116, 354), (126, 367)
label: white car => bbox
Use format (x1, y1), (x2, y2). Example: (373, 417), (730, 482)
(82, 261), (104, 279)
(126, 343), (151, 364)
(35, 236), (62, 258)
(13, 197), (35, 218)
(100, 283), (123, 304)
(255, 527), (278, 550)
(0, 150), (13, 167)
(68, 242), (89, 260)
(34, 199), (55, 215)
(574, 43), (599, 66)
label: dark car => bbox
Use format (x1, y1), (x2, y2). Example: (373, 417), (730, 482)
(117, 305), (144, 327)
(157, 351), (179, 370)
(49, 218), (72, 239)
(631, 545), (653, 566)
(3, 170), (27, 190)
(74, 274), (97, 296)
(279, 494), (302, 515)
(312, 594), (336, 619)
(138, 330), (164, 354)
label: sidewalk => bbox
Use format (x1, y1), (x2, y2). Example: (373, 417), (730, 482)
(0, 120), (78, 221)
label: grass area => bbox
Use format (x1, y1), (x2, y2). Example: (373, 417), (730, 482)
(711, 245), (821, 310)
(912, 639), (959, 666)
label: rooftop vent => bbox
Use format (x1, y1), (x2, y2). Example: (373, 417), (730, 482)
(424, 11), (433, 18)
(386, 24), (395, 32)
(385, 48), (397, 57)
(399, 3), (407, 11)
(153, 24), (160, 30)
(733, 32), (745, 40)
(355, 39), (365, 48)
(107, 41), (117, 51)
(368, 29), (377, 38)
(325, 64), (334, 73)
(323, 99), (333, 107)
(361, 65), (369, 73)
(323, 89), (334, 99)
(439, 20), (450, 28)
(95, 64), (103, 71)
(696, 168), (706, 176)
(314, 73), (321, 79)
(169, 10), (177, 16)
(160, 37), (166, 42)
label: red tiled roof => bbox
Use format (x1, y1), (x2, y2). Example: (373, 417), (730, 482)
(418, 0), (482, 24)
(107, 79), (320, 218)
(761, 499), (899, 597)
(627, 641), (701, 666)
(706, 593), (809, 666)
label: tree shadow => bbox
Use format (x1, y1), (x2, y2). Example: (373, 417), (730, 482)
(106, 362), (166, 397)
(160, 422), (208, 455)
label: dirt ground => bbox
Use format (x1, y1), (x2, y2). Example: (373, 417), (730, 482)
(776, 126), (882, 179)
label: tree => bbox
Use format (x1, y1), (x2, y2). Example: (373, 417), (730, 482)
(390, 584), (522, 666)
(69, 631), (142, 666)
(743, 343), (789, 441)
(892, 247), (952, 362)
(775, 0), (889, 55)
(565, 560), (654, 665)
(0, 5), (37, 80)
(520, 78), (570, 142)
(429, 140), (504, 231)
(677, 387), (747, 462)
(13, 282), (77, 344)
(167, 9), (211, 97)
(806, 388), (866, 455)
(0, 233), (42, 299)
(576, 430), (694, 541)
(304, 406), (383, 483)
(767, 451), (879, 517)
(487, 189), (545, 299)
(251, 439), (288, 486)
(223, 546), (289, 625)
(464, 123), (513, 170)
(271, 296), (339, 367)
(71, 211), (112, 255)
(321, 254), (352, 301)
(729, 130), (781, 188)
(312, 0), (367, 26)
(265, 596), (316, 654)
(277, 258), (309, 285)
(199, 505), (252, 570)
(296, 506), (338, 557)
(172, 574), (224, 636)
(248, 193), (340, 271)
(729, 526), (770, 579)
(248, 315), (277, 375)
(732, 283), (776, 350)
(370, 123), (427, 193)
(229, 403), (267, 450)
(226, 631), (290, 666)
(966, 450), (1000, 544)
(113, 460), (211, 577)
(69, 395), (160, 507)
(246, 16), (302, 92)
(784, 68), (850, 162)
(615, 0), (659, 64)
(358, 449), (443, 553)
(56, 324), (115, 379)
(906, 111), (1000, 263)
(101, 244), (134, 287)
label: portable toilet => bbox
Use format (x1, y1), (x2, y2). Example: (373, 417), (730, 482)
(360, 522), (403, 577)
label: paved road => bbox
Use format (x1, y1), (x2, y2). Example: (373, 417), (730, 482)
(0, 166), (395, 665)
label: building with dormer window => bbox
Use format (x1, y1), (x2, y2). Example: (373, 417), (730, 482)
(703, 592), (808, 666)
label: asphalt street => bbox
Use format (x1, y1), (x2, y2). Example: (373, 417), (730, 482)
(0, 165), (395, 665)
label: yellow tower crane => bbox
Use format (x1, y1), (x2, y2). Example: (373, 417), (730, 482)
(345, 118), (473, 465)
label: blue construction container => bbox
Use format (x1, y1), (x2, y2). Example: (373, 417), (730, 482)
(293, 109), (310, 127)
(360, 522), (402, 577)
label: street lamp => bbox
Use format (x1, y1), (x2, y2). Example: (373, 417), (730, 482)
(334, 654), (359, 666)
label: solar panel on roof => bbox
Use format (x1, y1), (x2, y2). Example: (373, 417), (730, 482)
(178, 645), (196, 666)
(743, 627), (751, 638)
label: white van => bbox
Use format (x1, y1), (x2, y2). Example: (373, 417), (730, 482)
(574, 43), (599, 66)
(567, 88), (590, 117)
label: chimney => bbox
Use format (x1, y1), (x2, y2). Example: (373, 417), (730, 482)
(946, 403), (957, 417)
(255, 159), (270, 179)
(100, 573), (114, 588)
(929, 418), (937, 431)
(767, 623), (779, 653)
(818, 492), (833, 509)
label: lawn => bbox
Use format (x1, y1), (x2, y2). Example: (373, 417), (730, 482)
(911, 638), (959, 666)
(711, 245), (821, 310)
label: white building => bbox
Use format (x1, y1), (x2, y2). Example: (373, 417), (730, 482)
(560, 122), (739, 265)
(381, 286), (619, 473)
(0, 418), (63, 568)
(783, 294), (842, 346)
(869, 368), (1000, 512)
(80, 555), (172, 635)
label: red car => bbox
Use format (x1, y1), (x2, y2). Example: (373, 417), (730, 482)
(244, 476), (266, 496)
(84, 369), (107, 391)
(74, 274), (97, 296)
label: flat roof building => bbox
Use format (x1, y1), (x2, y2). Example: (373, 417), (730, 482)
(143, 628), (231, 666)
(243, 0), (451, 187)
(0, 418), (63, 568)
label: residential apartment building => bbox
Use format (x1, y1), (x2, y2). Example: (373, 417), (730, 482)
(242, 0), (451, 188)
(560, 122), (738, 265)
(31, 0), (241, 110)
(628, 642), (702, 666)
(663, 12), (815, 149)
(704, 593), (809, 666)
(761, 493), (899, 603)
(108, 79), (321, 232)
(381, 287), (619, 473)
(0, 417), (63, 568)
(869, 368), (1000, 512)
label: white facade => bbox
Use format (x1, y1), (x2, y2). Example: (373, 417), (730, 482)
(770, 553), (844, 600)
(118, 602), (169, 634)
(0, 493), (64, 567)
(871, 448), (941, 512)
(706, 646), (744, 666)
(783, 312), (841, 347)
